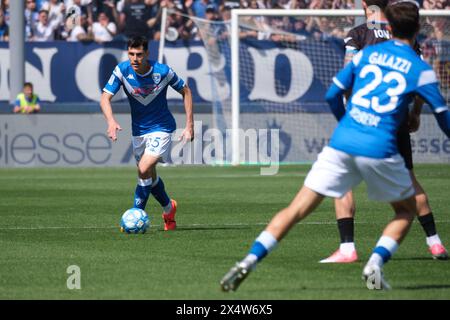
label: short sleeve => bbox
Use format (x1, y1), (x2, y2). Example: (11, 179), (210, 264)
(103, 66), (123, 95)
(415, 69), (447, 113)
(168, 68), (185, 92)
(344, 28), (362, 53)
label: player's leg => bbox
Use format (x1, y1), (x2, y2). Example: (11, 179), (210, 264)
(133, 152), (160, 211)
(411, 171), (448, 259)
(398, 130), (447, 259)
(320, 191), (358, 263)
(357, 153), (416, 289)
(220, 186), (325, 292)
(150, 165), (178, 231)
(220, 146), (361, 291)
(363, 196), (416, 290)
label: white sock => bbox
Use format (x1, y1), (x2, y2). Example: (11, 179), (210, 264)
(163, 200), (172, 214)
(340, 242), (355, 255)
(426, 234), (442, 247)
(241, 254), (258, 269)
(367, 253), (384, 268)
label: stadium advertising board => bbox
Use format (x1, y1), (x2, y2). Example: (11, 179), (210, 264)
(0, 40), (340, 108)
(0, 114), (448, 167)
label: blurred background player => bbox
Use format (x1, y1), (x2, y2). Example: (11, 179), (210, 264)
(220, 0), (450, 291)
(320, 0), (448, 263)
(100, 36), (194, 231)
(13, 82), (41, 114)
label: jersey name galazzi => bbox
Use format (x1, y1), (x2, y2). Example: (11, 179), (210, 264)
(368, 52), (412, 74)
(329, 40), (447, 159)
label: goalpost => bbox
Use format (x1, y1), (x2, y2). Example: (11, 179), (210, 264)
(160, 8), (450, 165)
(230, 9), (366, 165)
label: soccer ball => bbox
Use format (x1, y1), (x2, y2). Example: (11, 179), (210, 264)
(120, 208), (150, 234)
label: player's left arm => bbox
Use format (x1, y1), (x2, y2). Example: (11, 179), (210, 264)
(179, 85), (194, 142)
(415, 73), (450, 138)
(168, 68), (194, 142)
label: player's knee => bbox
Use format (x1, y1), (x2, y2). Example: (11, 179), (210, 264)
(137, 164), (153, 178)
(414, 192), (431, 213)
(392, 197), (417, 220)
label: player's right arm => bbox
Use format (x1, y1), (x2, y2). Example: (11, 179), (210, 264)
(100, 92), (122, 141)
(343, 28), (361, 66)
(325, 52), (359, 121)
(100, 67), (123, 141)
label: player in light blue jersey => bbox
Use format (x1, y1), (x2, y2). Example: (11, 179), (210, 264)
(100, 36), (194, 231)
(220, 1), (450, 291)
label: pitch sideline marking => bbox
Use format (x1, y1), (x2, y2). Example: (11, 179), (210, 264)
(1, 220), (450, 231)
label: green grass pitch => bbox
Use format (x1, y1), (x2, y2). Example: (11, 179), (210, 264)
(0, 164), (449, 299)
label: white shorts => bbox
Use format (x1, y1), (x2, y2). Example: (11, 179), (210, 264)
(304, 146), (415, 202)
(132, 131), (172, 164)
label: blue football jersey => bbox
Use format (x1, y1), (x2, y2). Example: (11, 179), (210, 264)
(329, 40), (447, 158)
(103, 60), (186, 136)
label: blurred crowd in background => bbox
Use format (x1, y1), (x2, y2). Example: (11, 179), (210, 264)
(0, 0), (447, 43)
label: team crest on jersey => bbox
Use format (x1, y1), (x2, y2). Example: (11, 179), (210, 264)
(152, 73), (161, 84)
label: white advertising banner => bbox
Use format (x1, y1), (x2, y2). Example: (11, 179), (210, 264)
(0, 114), (448, 167)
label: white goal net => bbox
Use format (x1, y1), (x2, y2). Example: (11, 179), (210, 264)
(161, 8), (450, 165)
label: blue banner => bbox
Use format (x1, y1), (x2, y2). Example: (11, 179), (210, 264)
(0, 39), (345, 111)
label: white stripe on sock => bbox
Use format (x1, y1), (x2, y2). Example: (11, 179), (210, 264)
(256, 231), (278, 253)
(137, 178), (152, 186)
(376, 236), (399, 255)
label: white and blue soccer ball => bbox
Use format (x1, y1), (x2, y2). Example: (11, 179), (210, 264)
(120, 208), (150, 234)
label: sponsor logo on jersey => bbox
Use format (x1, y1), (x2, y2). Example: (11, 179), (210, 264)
(132, 84), (161, 96)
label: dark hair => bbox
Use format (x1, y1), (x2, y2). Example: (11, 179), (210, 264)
(363, 0), (389, 9)
(39, 9), (49, 15)
(24, 82), (33, 88)
(127, 36), (149, 51)
(385, 1), (420, 39)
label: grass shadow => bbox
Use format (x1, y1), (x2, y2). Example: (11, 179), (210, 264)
(161, 226), (252, 232)
(398, 284), (450, 290)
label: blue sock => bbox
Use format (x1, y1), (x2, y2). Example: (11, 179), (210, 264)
(151, 177), (170, 208)
(133, 178), (152, 210)
(248, 231), (278, 262)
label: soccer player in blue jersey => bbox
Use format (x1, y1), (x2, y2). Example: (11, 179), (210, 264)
(220, 1), (450, 291)
(100, 36), (194, 231)
(321, 0), (448, 263)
